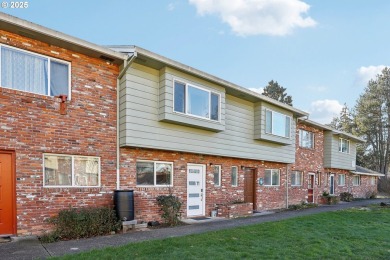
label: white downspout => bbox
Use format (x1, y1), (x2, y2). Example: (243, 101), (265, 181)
(116, 52), (137, 190)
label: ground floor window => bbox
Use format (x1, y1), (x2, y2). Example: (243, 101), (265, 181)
(291, 171), (302, 186)
(213, 165), (221, 186)
(339, 174), (345, 186)
(136, 161), (173, 186)
(352, 175), (361, 186)
(231, 166), (238, 186)
(265, 169), (280, 186)
(371, 176), (376, 185)
(44, 154), (100, 187)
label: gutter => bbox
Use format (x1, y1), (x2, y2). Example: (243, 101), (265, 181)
(116, 52), (137, 190)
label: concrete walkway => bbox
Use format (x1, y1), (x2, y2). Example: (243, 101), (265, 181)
(1, 198), (389, 260)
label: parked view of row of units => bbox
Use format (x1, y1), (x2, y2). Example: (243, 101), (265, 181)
(0, 13), (383, 236)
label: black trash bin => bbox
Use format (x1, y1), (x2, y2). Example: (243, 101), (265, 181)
(114, 190), (134, 221)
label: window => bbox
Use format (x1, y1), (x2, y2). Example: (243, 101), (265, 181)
(339, 138), (350, 153)
(1, 45), (70, 97)
(213, 165), (221, 186)
(44, 154), (100, 187)
(352, 175), (361, 186)
(231, 166), (238, 186)
(264, 169), (280, 186)
(316, 173), (321, 186)
(339, 174), (345, 186)
(299, 129), (314, 148)
(136, 161), (173, 186)
(265, 109), (291, 138)
(291, 171), (302, 186)
(174, 81), (220, 121)
(371, 176), (376, 185)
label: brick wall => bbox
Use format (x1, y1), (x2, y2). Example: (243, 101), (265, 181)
(120, 147), (288, 222)
(0, 30), (119, 235)
(324, 168), (377, 198)
(290, 123), (325, 205)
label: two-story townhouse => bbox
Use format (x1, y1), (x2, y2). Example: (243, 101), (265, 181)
(290, 119), (327, 205)
(291, 119), (383, 205)
(110, 45), (309, 221)
(323, 130), (382, 198)
(1, 13), (383, 237)
(0, 14), (126, 236)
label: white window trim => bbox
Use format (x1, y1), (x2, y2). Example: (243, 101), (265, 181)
(231, 166), (238, 187)
(264, 169), (280, 186)
(291, 171), (302, 186)
(265, 109), (291, 139)
(299, 129), (314, 149)
(136, 160), (174, 187)
(338, 138), (350, 154)
(0, 44), (71, 99)
(213, 165), (222, 187)
(338, 174), (346, 186)
(173, 79), (221, 122)
(352, 175), (361, 186)
(371, 176), (376, 185)
(43, 153), (100, 188)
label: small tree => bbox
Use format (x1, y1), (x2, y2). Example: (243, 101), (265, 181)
(262, 80), (293, 106)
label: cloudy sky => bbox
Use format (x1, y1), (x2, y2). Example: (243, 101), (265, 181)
(3, 0), (390, 123)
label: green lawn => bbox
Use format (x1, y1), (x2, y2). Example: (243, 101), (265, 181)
(54, 206), (390, 259)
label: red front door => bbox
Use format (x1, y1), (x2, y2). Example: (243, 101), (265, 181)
(0, 151), (16, 235)
(308, 174), (314, 203)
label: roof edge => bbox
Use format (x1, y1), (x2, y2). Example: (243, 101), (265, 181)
(120, 45), (309, 117)
(0, 13), (127, 61)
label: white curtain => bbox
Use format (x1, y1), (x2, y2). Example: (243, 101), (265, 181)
(1, 46), (48, 95)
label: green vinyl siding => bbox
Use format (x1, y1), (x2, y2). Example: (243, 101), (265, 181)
(119, 62), (296, 163)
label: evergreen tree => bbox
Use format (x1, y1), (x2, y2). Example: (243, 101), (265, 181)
(354, 67), (390, 174)
(262, 80), (293, 106)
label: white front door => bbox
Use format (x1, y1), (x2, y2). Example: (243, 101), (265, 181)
(187, 164), (205, 217)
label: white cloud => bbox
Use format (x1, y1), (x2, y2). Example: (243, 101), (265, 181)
(356, 65), (387, 86)
(188, 0), (317, 36)
(309, 99), (343, 124)
(249, 87), (263, 94)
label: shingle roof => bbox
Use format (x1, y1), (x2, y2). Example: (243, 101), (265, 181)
(351, 165), (385, 177)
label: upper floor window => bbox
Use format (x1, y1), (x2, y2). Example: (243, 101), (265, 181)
(44, 154), (100, 187)
(1, 45), (70, 98)
(339, 138), (350, 153)
(265, 109), (291, 138)
(299, 129), (314, 148)
(174, 81), (220, 121)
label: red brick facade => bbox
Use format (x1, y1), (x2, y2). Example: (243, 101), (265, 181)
(324, 168), (377, 198)
(1, 26), (379, 237)
(0, 30), (119, 235)
(290, 123), (325, 205)
(289, 122), (378, 205)
(120, 147), (288, 222)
